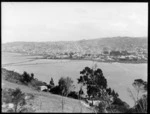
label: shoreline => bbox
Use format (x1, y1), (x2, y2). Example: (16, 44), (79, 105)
(2, 51), (147, 64)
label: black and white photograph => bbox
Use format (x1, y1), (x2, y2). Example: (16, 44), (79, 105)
(1, 2), (148, 113)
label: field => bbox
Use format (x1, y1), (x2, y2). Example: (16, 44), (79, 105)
(2, 52), (147, 107)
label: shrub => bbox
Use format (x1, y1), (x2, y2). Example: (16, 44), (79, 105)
(96, 101), (107, 113)
(68, 91), (78, 99)
(112, 97), (129, 107)
(2, 88), (27, 112)
(2, 88), (14, 103)
(20, 71), (32, 84)
(49, 86), (61, 95)
(27, 78), (46, 91)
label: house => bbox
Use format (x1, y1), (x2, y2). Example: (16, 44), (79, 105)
(86, 99), (101, 106)
(39, 85), (48, 91)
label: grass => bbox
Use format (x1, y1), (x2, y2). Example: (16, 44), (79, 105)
(2, 79), (93, 113)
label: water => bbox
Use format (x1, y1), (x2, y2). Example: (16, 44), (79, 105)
(2, 52), (147, 107)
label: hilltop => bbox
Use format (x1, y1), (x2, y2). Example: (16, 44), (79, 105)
(2, 37), (147, 55)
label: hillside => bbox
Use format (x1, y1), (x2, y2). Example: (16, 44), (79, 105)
(2, 68), (93, 113)
(2, 37), (147, 55)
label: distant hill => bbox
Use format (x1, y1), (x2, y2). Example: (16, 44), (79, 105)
(2, 37), (147, 55)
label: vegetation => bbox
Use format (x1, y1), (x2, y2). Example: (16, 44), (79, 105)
(2, 66), (147, 113)
(20, 71), (33, 84)
(49, 85), (61, 95)
(2, 68), (46, 91)
(68, 91), (79, 99)
(78, 67), (107, 104)
(127, 79), (147, 113)
(58, 77), (74, 96)
(78, 87), (84, 99)
(49, 77), (55, 86)
(2, 68), (22, 84)
(77, 66), (131, 113)
(2, 88), (34, 112)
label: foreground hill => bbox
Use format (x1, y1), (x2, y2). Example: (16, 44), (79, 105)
(2, 37), (147, 55)
(2, 68), (93, 113)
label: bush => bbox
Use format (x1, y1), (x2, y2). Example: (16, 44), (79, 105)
(109, 97), (130, 113)
(96, 101), (107, 113)
(2, 88), (26, 112)
(68, 91), (79, 99)
(2, 88), (14, 103)
(30, 79), (45, 87)
(112, 97), (128, 106)
(20, 71), (33, 84)
(49, 86), (61, 95)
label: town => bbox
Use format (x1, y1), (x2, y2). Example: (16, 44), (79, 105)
(36, 49), (147, 63)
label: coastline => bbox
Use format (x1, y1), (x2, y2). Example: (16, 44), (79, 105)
(2, 51), (147, 65)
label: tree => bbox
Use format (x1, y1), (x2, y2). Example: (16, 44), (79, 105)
(134, 94), (147, 113)
(69, 52), (73, 59)
(11, 88), (26, 112)
(49, 86), (61, 95)
(106, 88), (112, 95)
(31, 73), (34, 80)
(111, 89), (119, 99)
(78, 87), (84, 99)
(106, 88), (119, 99)
(127, 79), (147, 113)
(77, 67), (107, 105)
(2, 88), (26, 112)
(21, 71), (31, 84)
(49, 78), (55, 86)
(79, 87), (84, 96)
(58, 77), (74, 96)
(68, 91), (78, 99)
(132, 79), (147, 100)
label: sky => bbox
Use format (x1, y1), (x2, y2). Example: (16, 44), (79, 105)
(2, 2), (148, 43)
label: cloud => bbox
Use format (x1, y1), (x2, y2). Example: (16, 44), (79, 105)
(2, 3), (148, 43)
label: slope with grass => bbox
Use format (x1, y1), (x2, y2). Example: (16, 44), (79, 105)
(1, 68), (93, 113)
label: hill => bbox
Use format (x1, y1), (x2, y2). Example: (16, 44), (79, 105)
(2, 37), (147, 55)
(2, 68), (93, 113)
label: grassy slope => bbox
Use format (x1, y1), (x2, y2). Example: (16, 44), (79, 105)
(2, 69), (93, 113)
